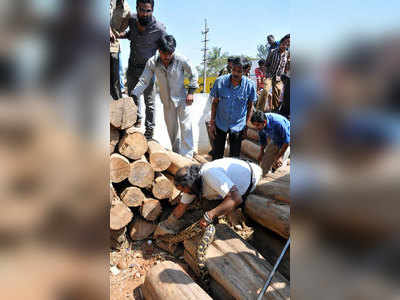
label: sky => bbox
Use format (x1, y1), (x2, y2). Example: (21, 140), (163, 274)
(120, 0), (291, 70)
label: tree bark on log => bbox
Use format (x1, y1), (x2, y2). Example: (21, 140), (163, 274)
(110, 201), (133, 230)
(129, 217), (156, 241)
(110, 153), (130, 183)
(166, 150), (197, 175)
(164, 174), (181, 205)
(246, 127), (260, 142)
(147, 141), (171, 171)
(128, 156), (154, 188)
(250, 223), (290, 280)
(118, 132), (148, 160)
(120, 186), (145, 207)
(142, 261), (212, 300)
(193, 153), (209, 164)
(110, 125), (120, 154)
(152, 173), (173, 200)
(254, 175), (290, 204)
(244, 194), (290, 239)
(109, 97), (137, 130)
(241, 139), (260, 161)
(184, 224), (289, 300)
(140, 198), (162, 221)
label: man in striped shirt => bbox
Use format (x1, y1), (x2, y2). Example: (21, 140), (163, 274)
(264, 34), (290, 112)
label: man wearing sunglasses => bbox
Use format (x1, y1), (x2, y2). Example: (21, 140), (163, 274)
(119, 0), (166, 139)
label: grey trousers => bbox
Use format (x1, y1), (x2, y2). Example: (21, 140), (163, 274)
(127, 68), (155, 138)
(162, 100), (194, 158)
(261, 142), (290, 175)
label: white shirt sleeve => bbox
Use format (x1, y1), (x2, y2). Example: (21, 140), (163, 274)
(202, 168), (234, 198)
(180, 193), (196, 204)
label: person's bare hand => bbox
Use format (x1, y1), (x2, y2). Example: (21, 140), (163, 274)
(186, 93), (194, 105)
(199, 217), (209, 229)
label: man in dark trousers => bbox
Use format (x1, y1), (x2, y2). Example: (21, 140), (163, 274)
(119, 0), (166, 139)
(110, 0), (131, 100)
(209, 56), (257, 160)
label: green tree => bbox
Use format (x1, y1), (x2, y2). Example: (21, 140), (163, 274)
(197, 47), (255, 77)
(197, 46), (229, 77)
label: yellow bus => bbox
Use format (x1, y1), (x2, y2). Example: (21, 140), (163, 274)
(184, 76), (217, 93)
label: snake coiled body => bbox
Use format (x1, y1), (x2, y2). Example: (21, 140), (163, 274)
(157, 220), (216, 288)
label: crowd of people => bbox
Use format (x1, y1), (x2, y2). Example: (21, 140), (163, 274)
(111, 0), (291, 234)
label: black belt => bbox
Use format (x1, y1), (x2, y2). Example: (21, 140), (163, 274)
(239, 161), (255, 209)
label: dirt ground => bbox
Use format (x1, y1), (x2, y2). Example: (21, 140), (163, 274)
(109, 215), (254, 300)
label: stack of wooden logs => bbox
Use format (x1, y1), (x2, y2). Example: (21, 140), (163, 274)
(109, 98), (199, 250)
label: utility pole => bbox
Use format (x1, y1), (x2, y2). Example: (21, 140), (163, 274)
(201, 19), (209, 93)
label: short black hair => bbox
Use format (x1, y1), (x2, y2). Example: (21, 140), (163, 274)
(251, 110), (267, 124)
(227, 56), (235, 63)
(267, 34), (275, 40)
(158, 34), (176, 53)
(243, 58), (251, 70)
(175, 165), (203, 196)
(258, 59), (265, 66)
(137, 0), (154, 9)
(231, 56), (248, 69)
(280, 34), (290, 44)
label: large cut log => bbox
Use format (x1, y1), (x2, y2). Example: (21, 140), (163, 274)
(110, 125), (120, 154)
(152, 173), (173, 200)
(250, 223), (290, 280)
(244, 194), (290, 239)
(193, 153), (209, 164)
(255, 174), (290, 204)
(246, 127), (260, 142)
(241, 139), (260, 161)
(120, 186), (145, 207)
(118, 131), (148, 160)
(109, 97), (137, 130)
(110, 153), (130, 183)
(166, 150), (197, 175)
(129, 217), (156, 241)
(184, 224), (289, 300)
(140, 198), (162, 221)
(147, 140), (171, 171)
(128, 156), (154, 188)
(165, 174), (181, 205)
(110, 201), (133, 230)
(183, 251), (234, 300)
(142, 261), (212, 300)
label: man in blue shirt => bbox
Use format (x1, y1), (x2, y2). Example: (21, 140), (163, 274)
(250, 110), (290, 174)
(209, 56), (257, 160)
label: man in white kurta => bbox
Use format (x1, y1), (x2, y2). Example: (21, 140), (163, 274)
(131, 34), (198, 157)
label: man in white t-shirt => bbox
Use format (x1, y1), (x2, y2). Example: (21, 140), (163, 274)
(154, 158), (262, 237)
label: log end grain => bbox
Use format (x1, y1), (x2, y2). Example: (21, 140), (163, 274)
(129, 218), (156, 241)
(140, 199), (162, 221)
(110, 153), (130, 183)
(110, 201), (133, 230)
(120, 186), (145, 207)
(128, 159), (154, 188)
(118, 132), (148, 160)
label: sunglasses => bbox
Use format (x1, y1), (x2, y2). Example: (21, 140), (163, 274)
(138, 7), (153, 13)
